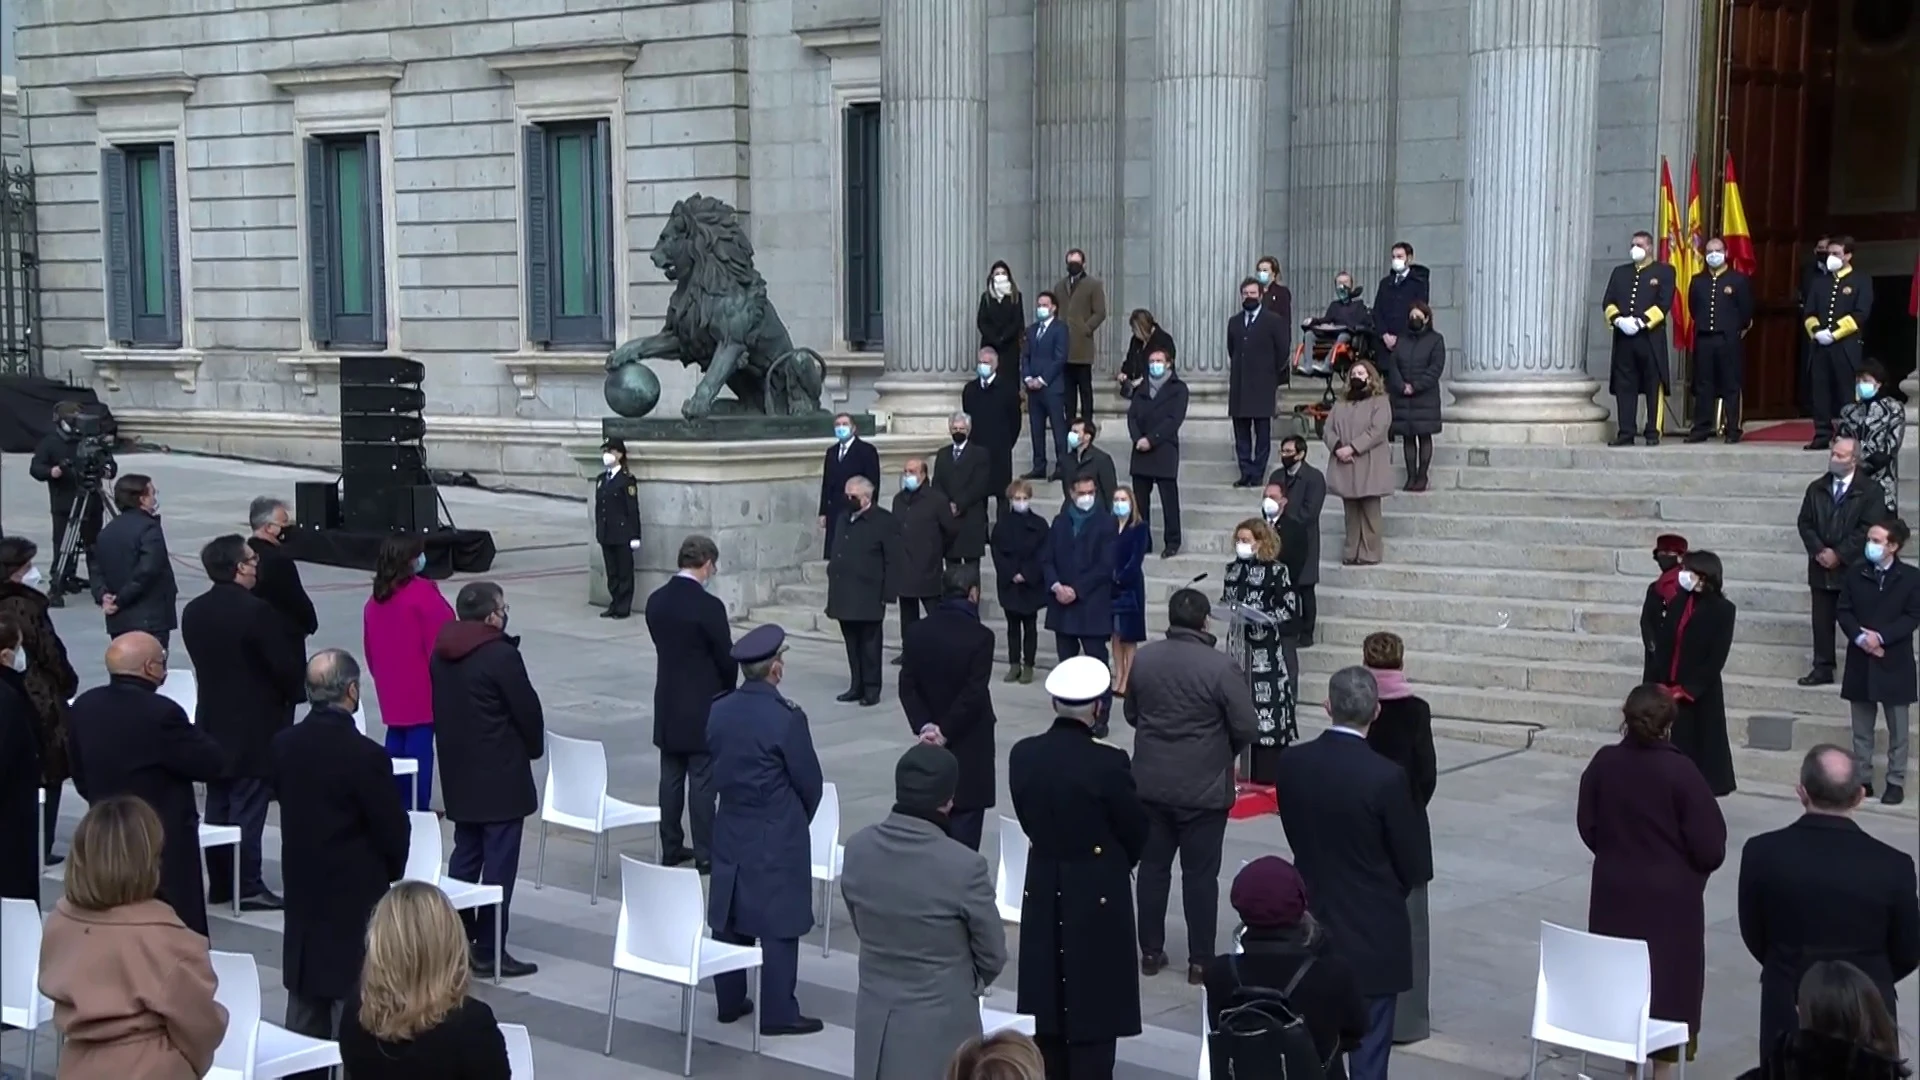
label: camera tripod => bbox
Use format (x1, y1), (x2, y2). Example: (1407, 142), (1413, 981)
(46, 477), (115, 610)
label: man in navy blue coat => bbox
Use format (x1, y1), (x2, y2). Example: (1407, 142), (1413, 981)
(1044, 475), (1116, 731)
(818, 414), (881, 559)
(706, 624), (826, 1035)
(643, 534), (736, 871)
(1023, 291), (1071, 480)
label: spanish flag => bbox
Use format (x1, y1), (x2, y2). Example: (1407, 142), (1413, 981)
(1721, 153), (1756, 275)
(1658, 158), (1695, 349)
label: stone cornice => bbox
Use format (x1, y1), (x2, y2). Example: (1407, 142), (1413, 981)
(795, 21), (880, 57)
(263, 62), (406, 94)
(482, 42), (641, 80)
(68, 74), (197, 108)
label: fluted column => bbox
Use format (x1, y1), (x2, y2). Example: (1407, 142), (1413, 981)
(1449, 0), (1609, 442)
(873, 0), (988, 433)
(1287, 1), (1393, 302)
(1034, 0), (1122, 370)
(1151, 0), (1266, 378)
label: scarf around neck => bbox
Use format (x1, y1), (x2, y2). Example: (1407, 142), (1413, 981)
(1370, 667), (1414, 701)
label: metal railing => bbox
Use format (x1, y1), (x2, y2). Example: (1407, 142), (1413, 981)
(1, 164), (41, 377)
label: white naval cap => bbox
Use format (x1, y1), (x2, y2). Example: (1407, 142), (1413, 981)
(1044, 655), (1112, 704)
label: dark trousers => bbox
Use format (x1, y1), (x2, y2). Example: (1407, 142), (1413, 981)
(384, 724), (434, 811)
(1029, 392), (1069, 472)
(948, 807), (985, 851)
(1614, 388), (1660, 439)
(1133, 474), (1181, 549)
(283, 993), (344, 1080)
(1065, 363), (1095, 420)
(1811, 586), (1840, 675)
(1297, 585), (1317, 645)
(42, 782), (61, 858)
(1034, 1035), (1116, 1080)
(714, 929), (800, 1027)
(899, 595), (931, 640)
(839, 619), (884, 696)
(986, 448), (1013, 521)
(1007, 612), (1038, 666)
(1690, 334), (1743, 436)
(205, 777), (271, 899)
(1233, 417), (1272, 483)
(658, 752), (715, 862)
(1808, 345), (1855, 440)
(448, 820), (522, 957)
(600, 542), (635, 615)
(1350, 996), (1398, 1080)
(1134, 802), (1227, 963)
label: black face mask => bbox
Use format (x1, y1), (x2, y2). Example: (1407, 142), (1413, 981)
(847, 494), (865, 512)
(1409, 316), (1428, 330)
(950, 432), (967, 445)
(1350, 378), (1371, 396)
(1067, 261), (1083, 276)
(1241, 297), (1260, 312)
(1279, 455), (1298, 469)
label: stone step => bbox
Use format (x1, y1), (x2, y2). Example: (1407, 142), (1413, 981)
(1165, 491), (1801, 530)
(1110, 511), (1798, 556)
(1307, 616), (1808, 682)
(1172, 441), (1828, 472)
(1435, 465), (1808, 498)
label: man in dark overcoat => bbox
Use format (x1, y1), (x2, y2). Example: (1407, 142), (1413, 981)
(827, 476), (903, 707)
(1796, 437), (1889, 687)
(819, 413), (882, 558)
(594, 436), (643, 619)
(66, 632), (228, 936)
(890, 458), (948, 649)
(1059, 418), (1118, 511)
(1044, 476), (1117, 730)
(246, 496), (317, 645)
(899, 566), (998, 851)
(1269, 436), (1325, 646)
(1600, 230), (1674, 446)
(643, 534), (736, 871)
(1738, 745), (1920, 1058)
(1123, 344), (1189, 556)
(962, 346), (1023, 521)
(272, 649), (409, 1068)
(1009, 655), (1150, 1080)
(707, 625), (826, 1035)
(935, 412), (993, 566)
(181, 534), (305, 911)
(1227, 277), (1290, 488)
(1836, 518), (1919, 803)
(93, 473), (178, 647)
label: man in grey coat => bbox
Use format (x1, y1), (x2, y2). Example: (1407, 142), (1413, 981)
(840, 744), (1008, 1080)
(1123, 588), (1259, 983)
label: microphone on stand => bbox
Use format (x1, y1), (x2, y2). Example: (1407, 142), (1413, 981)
(1187, 572), (1208, 586)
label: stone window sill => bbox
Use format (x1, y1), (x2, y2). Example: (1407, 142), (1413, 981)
(82, 346), (205, 393)
(494, 352), (609, 398)
(277, 351), (406, 394)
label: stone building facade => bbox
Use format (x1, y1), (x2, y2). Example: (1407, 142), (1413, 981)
(11, 0), (1702, 490)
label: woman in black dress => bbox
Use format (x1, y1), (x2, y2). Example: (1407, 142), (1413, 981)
(1222, 519), (1300, 784)
(976, 261), (1024, 372)
(1647, 550), (1738, 796)
(990, 478), (1050, 684)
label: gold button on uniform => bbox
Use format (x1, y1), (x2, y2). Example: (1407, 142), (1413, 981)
(1092, 845), (1102, 855)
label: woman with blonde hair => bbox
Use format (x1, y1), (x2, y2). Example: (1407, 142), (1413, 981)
(37, 795), (228, 1080)
(1110, 485), (1150, 693)
(1222, 518), (1300, 783)
(945, 1030), (1047, 1080)
(1324, 357), (1394, 565)
(340, 880), (511, 1079)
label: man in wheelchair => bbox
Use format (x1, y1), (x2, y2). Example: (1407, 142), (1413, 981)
(1293, 273), (1380, 419)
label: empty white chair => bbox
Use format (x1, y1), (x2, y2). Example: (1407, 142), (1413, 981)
(604, 855), (763, 1076)
(535, 734), (661, 904)
(1528, 921), (1690, 1079)
(208, 950), (342, 1079)
(809, 781), (845, 956)
(200, 822), (243, 916)
(2, 898), (56, 1078)
(500, 1022), (534, 1079)
(159, 669), (199, 720)
(403, 812), (507, 984)
(994, 816), (1028, 924)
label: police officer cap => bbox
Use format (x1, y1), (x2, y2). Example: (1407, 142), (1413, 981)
(1045, 655), (1111, 704)
(601, 436), (629, 456)
(731, 624), (787, 665)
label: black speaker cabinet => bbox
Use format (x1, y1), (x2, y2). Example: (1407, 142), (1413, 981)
(340, 479), (395, 532)
(340, 384), (427, 415)
(341, 442), (426, 479)
(392, 485), (438, 533)
(293, 481), (340, 530)
(341, 414), (427, 444)
(339, 355), (425, 386)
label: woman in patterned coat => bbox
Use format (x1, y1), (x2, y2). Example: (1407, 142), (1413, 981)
(1221, 519), (1300, 785)
(0, 537), (80, 863)
(1838, 359), (1905, 514)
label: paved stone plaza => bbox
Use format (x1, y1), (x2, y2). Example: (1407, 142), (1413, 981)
(2, 450), (1915, 1080)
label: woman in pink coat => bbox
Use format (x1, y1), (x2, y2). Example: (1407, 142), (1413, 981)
(362, 536), (455, 810)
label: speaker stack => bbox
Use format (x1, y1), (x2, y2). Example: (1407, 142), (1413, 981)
(339, 355), (437, 533)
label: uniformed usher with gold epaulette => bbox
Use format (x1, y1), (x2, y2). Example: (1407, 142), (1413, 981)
(1686, 265), (1754, 439)
(1602, 258), (1675, 440)
(1802, 266), (1876, 442)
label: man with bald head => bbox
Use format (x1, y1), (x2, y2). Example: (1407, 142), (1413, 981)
(1737, 744), (1920, 1057)
(66, 631), (229, 934)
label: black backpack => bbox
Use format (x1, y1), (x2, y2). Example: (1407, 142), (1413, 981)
(1207, 954), (1326, 1080)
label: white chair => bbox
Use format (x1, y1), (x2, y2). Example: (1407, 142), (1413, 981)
(403, 812), (507, 984)
(1528, 922), (1690, 1079)
(159, 669), (198, 719)
(535, 734), (661, 904)
(200, 822), (243, 916)
(809, 781), (846, 956)
(500, 1022), (534, 1079)
(980, 998), (1034, 1037)
(604, 855), (763, 1075)
(2, 898), (56, 1079)
(994, 816), (1027, 924)
(208, 950), (342, 1079)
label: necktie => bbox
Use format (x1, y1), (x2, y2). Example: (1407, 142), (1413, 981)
(1833, 479), (1844, 504)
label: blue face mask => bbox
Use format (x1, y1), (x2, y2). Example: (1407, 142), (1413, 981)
(901, 474), (920, 492)
(1148, 362), (1168, 379)
(412, 553), (427, 574)
(1036, 307), (1052, 321)
(833, 425), (851, 442)
(977, 363), (993, 379)
(1865, 541), (1888, 564)
(1111, 501), (1131, 518)
(1067, 431), (1082, 450)
(1857, 382), (1878, 401)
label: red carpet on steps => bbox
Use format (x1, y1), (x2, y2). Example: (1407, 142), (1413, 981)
(1743, 419), (1815, 443)
(1230, 783), (1277, 819)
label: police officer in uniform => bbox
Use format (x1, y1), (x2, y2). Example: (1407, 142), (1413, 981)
(704, 625), (827, 1035)
(1686, 237), (1755, 444)
(595, 437), (642, 619)
(1803, 234), (1876, 451)
(1602, 229), (1674, 446)
(1008, 655), (1150, 1080)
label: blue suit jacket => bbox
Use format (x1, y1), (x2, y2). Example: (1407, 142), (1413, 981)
(706, 680), (825, 939)
(1023, 318), (1068, 394)
(1042, 511), (1115, 638)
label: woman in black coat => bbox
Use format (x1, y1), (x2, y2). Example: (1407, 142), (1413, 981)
(977, 260), (1024, 369)
(1119, 308), (1177, 391)
(0, 613), (41, 903)
(1383, 301), (1446, 492)
(1359, 632), (1436, 1044)
(1738, 960), (1914, 1080)
(1648, 550), (1738, 796)
(990, 479), (1050, 683)
(1256, 255), (1292, 323)
(0, 538), (79, 865)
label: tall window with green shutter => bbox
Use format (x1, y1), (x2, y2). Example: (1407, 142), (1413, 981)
(305, 132), (387, 350)
(101, 142), (183, 347)
(523, 119), (615, 349)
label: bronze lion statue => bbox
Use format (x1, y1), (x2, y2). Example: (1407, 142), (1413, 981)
(605, 194), (827, 420)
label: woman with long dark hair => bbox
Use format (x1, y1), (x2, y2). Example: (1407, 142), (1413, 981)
(1648, 550), (1738, 796)
(1383, 300), (1445, 492)
(1739, 960), (1912, 1079)
(977, 260), (1025, 375)
(0, 535), (79, 866)
(362, 535), (455, 809)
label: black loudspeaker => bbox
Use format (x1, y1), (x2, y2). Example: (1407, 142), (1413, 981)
(339, 355), (425, 386)
(341, 414), (427, 444)
(294, 481), (340, 530)
(340, 385), (427, 415)
(341, 481), (392, 532)
(392, 485), (438, 533)
(342, 442), (426, 478)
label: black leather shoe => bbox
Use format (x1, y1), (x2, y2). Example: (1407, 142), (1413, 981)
(1864, 783), (1875, 799)
(1022, 468), (1047, 480)
(1724, 431), (1743, 444)
(1796, 671), (1834, 687)
(480, 953), (538, 979)
(718, 999), (755, 1025)
(42, 852), (63, 868)
(1644, 434), (1661, 447)
(1140, 952), (1167, 976)
(834, 689), (862, 702)
(598, 608), (619, 618)
(1883, 784), (1905, 806)
(1608, 434), (1635, 447)
(1684, 432), (1711, 444)
(1160, 545), (1180, 559)
(607, 611), (631, 620)
(240, 889), (284, 912)
(1804, 439), (1830, 451)
(761, 1017), (826, 1037)
(859, 694), (881, 707)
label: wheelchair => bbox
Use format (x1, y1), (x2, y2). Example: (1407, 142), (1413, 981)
(1289, 323), (1379, 435)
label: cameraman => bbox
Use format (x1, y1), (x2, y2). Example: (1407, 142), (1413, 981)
(28, 403), (103, 593)
(95, 474), (179, 648)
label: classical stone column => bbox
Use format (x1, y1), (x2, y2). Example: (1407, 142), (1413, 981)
(1034, 0), (1122, 370)
(1287, 1), (1393, 302)
(1151, 0), (1266, 382)
(1448, 0), (1610, 443)
(872, 0), (989, 434)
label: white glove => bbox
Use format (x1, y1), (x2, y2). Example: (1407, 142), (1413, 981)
(629, 539), (640, 550)
(1815, 329), (1835, 346)
(1615, 317), (1640, 336)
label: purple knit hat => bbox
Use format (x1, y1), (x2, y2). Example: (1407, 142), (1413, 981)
(1230, 855), (1309, 928)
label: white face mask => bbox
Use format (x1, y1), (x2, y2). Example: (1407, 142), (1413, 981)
(1628, 244), (1648, 263)
(1825, 254), (1843, 272)
(7, 648), (24, 674)
(1072, 494), (1097, 512)
(992, 276), (1011, 297)
(1704, 251), (1725, 269)
(1011, 499), (1031, 514)
(1234, 541), (1255, 560)
(602, 452), (619, 468)
(20, 566), (43, 591)
(1677, 570), (1698, 593)
(1261, 497), (1280, 518)
(1390, 256), (1406, 272)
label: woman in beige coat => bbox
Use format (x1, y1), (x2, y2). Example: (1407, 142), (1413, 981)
(38, 794), (228, 1080)
(1323, 358), (1395, 564)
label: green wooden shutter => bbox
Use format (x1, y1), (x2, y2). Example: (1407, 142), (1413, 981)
(305, 138), (333, 347)
(101, 148), (134, 344)
(592, 118), (615, 346)
(363, 132), (388, 349)
(156, 142), (183, 346)
(523, 125), (553, 346)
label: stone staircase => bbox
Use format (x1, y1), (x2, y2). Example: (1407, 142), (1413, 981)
(743, 436), (1919, 788)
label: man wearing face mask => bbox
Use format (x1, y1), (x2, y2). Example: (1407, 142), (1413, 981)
(1024, 292), (1071, 480)
(1045, 476), (1118, 732)
(1602, 230), (1674, 446)
(1304, 270), (1373, 341)
(1229, 277), (1290, 489)
(93, 473), (178, 647)
(934, 412), (992, 567)
(595, 437), (643, 619)
(247, 495), (317, 644)
(29, 401), (102, 595)
(1686, 238), (1755, 444)
(1837, 519), (1918, 805)
(1266, 436), (1325, 647)
(1796, 438), (1890, 688)
(1373, 241), (1430, 352)
(818, 413), (881, 558)
(827, 476), (904, 707)
(1060, 416), (1118, 510)
(961, 346), (1023, 521)
(1261, 482), (1311, 597)
(1050, 249), (1108, 423)
(891, 458), (949, 651)
(1125, 347), (1189, 557)
(644, 535), (736, 873)
(1802, 235), (1876, 451)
